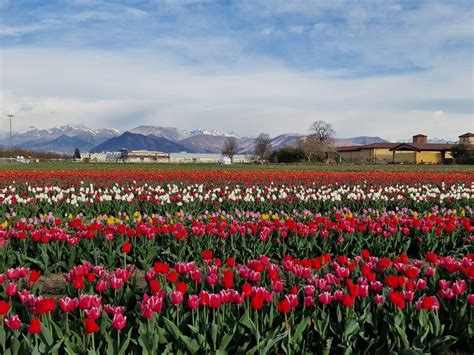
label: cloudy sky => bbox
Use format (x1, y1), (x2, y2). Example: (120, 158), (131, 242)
(0, 0), (472, 140)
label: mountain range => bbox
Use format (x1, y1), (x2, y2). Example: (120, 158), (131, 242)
(0, 124), (390, 155)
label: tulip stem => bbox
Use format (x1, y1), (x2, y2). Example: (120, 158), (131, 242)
(91, 333), (96, 353)
(286, 314), (292, 355)
(117, 329), (120, 351)
(254, 310), (260, 349)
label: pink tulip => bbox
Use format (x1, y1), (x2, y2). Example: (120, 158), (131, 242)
(7, 269), (20, 280)
(424, 267), (435, 277)
(467, 294), (474, 306)
(84, 306), (102, 320)
(374, 294), (385, 305)
(109, 276), (123, 290)
(187, 295), (200, 309)
(304, 285), (315, 296)
(318, 292), (333, 305)
(95, 280), (107, 293)
(5, 282), (18, 297)
(59, 297), (79, 312)
(452, 280), (466, 295)
(209, 294), (221, 308)
(171, 291), (184, 305)
(304, 296), (315, 307)
(4, 315), (22, 330)
(415, 279), (427, 290)
(112, 314), (127, 330)
(333, 290), (343, 301)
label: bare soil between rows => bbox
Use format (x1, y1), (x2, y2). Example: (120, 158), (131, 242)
(36, 270), (147, 296)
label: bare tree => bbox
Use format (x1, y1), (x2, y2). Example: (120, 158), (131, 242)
(222, 137), (239, 163)
(299, 121), (336, 163)
(254, 133), (272, 162)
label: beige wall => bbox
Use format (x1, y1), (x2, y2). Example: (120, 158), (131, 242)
(393, 151), (416, 164)
(339, 150), (371, 163)
(415, 151), (452, 164)
(339, 147), (453, 164)
(340, 148), (395, 163)
(372, 148), (393, 163)
(459, 137), (474, 145)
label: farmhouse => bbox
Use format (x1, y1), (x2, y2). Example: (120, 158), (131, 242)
(337, 133), (472, 164)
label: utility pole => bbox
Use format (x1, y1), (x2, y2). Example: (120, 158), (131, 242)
(7, 114), (13, 163)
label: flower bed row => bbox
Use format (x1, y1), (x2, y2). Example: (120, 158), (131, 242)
(0, 252), (472, 353)
(1, 170), (472, 185)
(0, 210), (472, 273)
(1, 181), (472, 214)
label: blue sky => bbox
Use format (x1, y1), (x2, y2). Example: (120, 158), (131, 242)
(0, 0), (472, 140)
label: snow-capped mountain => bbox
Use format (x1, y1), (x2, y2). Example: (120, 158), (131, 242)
(130, 126), (189, 141)
(189, 128), (240, 139)
(2, 123), (441, 156)
(0, 124), (123, 154)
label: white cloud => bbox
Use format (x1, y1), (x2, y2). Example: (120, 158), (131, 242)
(0, 19), (62, 37)
(0, 47), (471, 140)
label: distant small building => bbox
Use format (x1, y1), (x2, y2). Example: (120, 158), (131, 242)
(458, 132), (474, 145)
(169, 153), (250, 163)
(126, 150), (170, 163)
(337, 143), (399, 163)
(336, 133), (471, 164)
(389, 135), (453, 164)
(80, 152), (108, 162)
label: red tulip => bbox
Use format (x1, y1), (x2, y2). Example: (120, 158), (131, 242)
(84, 318), (99, 334)
(425, 252), (438, 264)
(28, 318), (41, 334)
(29, 270), (41, 283)
(121, 242), (132, 254)
(37, 297), (56, 315)
(250, 294), (264, 310)
(86, 273), (95, 282)
(361, 249), (370, 259)
(388, 291), (405, 309)
(166, 271), (178, 283)
(176, 282), (188, 294)
(149, 279), (160, 294)
(201, 250), (213, 261)
(421, 296), (433, 310)
(225, 257), (236, 267)
(222, 270), (234, 289)
(154, 262), (169, 274)
(277, 298), (291, 314)
(342, 294), (354, 307)
(73, 276), (85, 290)
(0, 300), (10, 316)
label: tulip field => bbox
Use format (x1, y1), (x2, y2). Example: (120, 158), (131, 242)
(0, 168), (472, 354)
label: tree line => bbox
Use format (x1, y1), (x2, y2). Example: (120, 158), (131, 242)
(222, 120), (337, 163)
